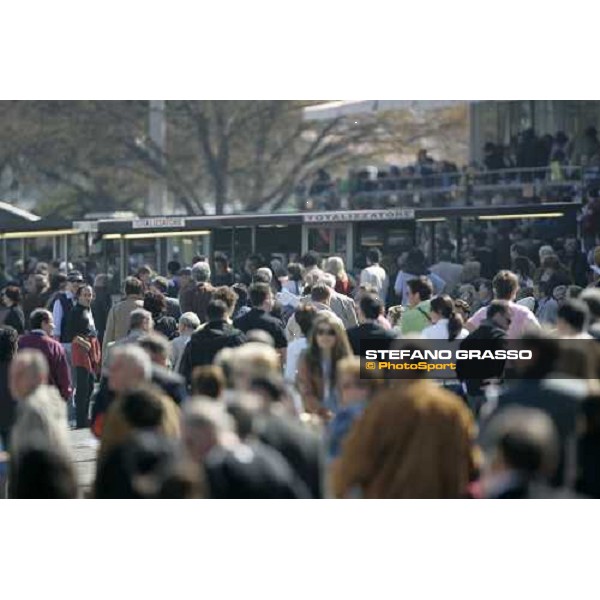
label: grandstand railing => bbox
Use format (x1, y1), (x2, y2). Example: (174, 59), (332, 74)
(295, 166), (597, 212)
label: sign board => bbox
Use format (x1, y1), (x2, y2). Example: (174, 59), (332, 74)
(303, 209), (414, 224)
(73, 220), (98, 233)
(132, 217), (186, 229)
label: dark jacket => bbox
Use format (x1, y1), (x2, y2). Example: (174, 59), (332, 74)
(0, 361), (16, 435)
(254, 412), (324, 498)
(91, 289), (113, 345)
(456, 320), (507, 396)
(346, 322), (397, 356)
(179, 282), (216, 323)
(233, 308), (287, 348)
(64, 303), (96, 343)
(204, 441), (312, 499)
(179, 321), (246, 383)
(4, 306), (25, 335)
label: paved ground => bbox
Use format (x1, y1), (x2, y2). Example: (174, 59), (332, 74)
(69, 429), (98, 496)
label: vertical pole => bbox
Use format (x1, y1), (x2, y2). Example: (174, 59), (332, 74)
(429, 222), (436, 264)
(346, 223), (354, 271)
(251, 226), (257, 254)
(147, 100), (168, 216)
(231, 227), (236, 273)
(301, 225), (309, 257)
(456, 217), (463, 261)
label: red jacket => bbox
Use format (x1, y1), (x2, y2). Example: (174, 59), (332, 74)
(18, 331), (72, 400)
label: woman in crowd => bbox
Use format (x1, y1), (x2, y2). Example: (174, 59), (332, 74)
(296, 312), (352, 419)
(325, 256), (352, 296)
(327, 357), (383, 460)
(65, 284), (100, 429)
(144, 290), (178, 340)
(422, 294), (468, 341)
(330, 376), (476, 498)
(1, 285), (25, 334)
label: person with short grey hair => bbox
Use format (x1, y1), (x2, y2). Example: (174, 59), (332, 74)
(170, 312), (200, 372)
(192, 261), (211, 283)
(180, 262), (216, 322)
(9, 350), (49, 401)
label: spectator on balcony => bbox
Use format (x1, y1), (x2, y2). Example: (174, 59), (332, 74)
(572, 126), (600, 166)
(310, 169), (331, 194)
(483, 142), (505, 172)
(394, 249), (445, 306)
(550, 131), (570, 163)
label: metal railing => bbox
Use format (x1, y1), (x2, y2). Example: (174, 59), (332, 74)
(294, 166), (598, 212)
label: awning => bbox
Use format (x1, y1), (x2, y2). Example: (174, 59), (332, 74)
(303, 100), (467, 121)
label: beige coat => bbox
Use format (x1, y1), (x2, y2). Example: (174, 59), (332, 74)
(102, 296), (144, 356)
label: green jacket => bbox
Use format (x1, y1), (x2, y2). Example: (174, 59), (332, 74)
(401, 299), (431, 334)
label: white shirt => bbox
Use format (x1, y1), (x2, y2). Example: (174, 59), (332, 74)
(52, 291), (75, 338)
(284, 337), (308, 382)
(360, 264), (389, 300)
(422, 318), (469, 340)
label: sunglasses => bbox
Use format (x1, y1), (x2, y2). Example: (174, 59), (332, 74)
(316, 328), (336, 337)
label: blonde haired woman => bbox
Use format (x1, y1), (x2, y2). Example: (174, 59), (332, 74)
(296, 312), (353, 419)
(325, 256), (352, 296)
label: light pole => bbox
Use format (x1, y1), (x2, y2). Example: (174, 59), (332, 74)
(147, 100), (168, 216)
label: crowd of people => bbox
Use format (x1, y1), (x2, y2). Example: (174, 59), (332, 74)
(1, 234), (600, 499)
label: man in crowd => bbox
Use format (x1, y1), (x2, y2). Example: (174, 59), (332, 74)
(479, 407), (574, 498)
(180, 300), (246, 383)
(181, 399), (310, 498)
(90, 345), (153, 437)
(9, 349), (51, 402)
(102, 276), (144, 355)
(346, 294), (396, 356)
(359, 248), (389, 302)
(320, 273), (359, 329)
(430, 247), (463, 295)
(456, 301), (511, 415)
(234, 283), (287, 357)
(179, 261), (215, 323)
(467, 270), (540, 338)
(170, 312), (200, 372)
(137, 334), (187, 406)
(401, 277), (434, 335)
(51, 271), (84, 342)
(18, 309), (72, 401)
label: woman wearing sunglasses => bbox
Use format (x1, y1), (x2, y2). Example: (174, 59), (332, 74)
(296, 313), (352, 420)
